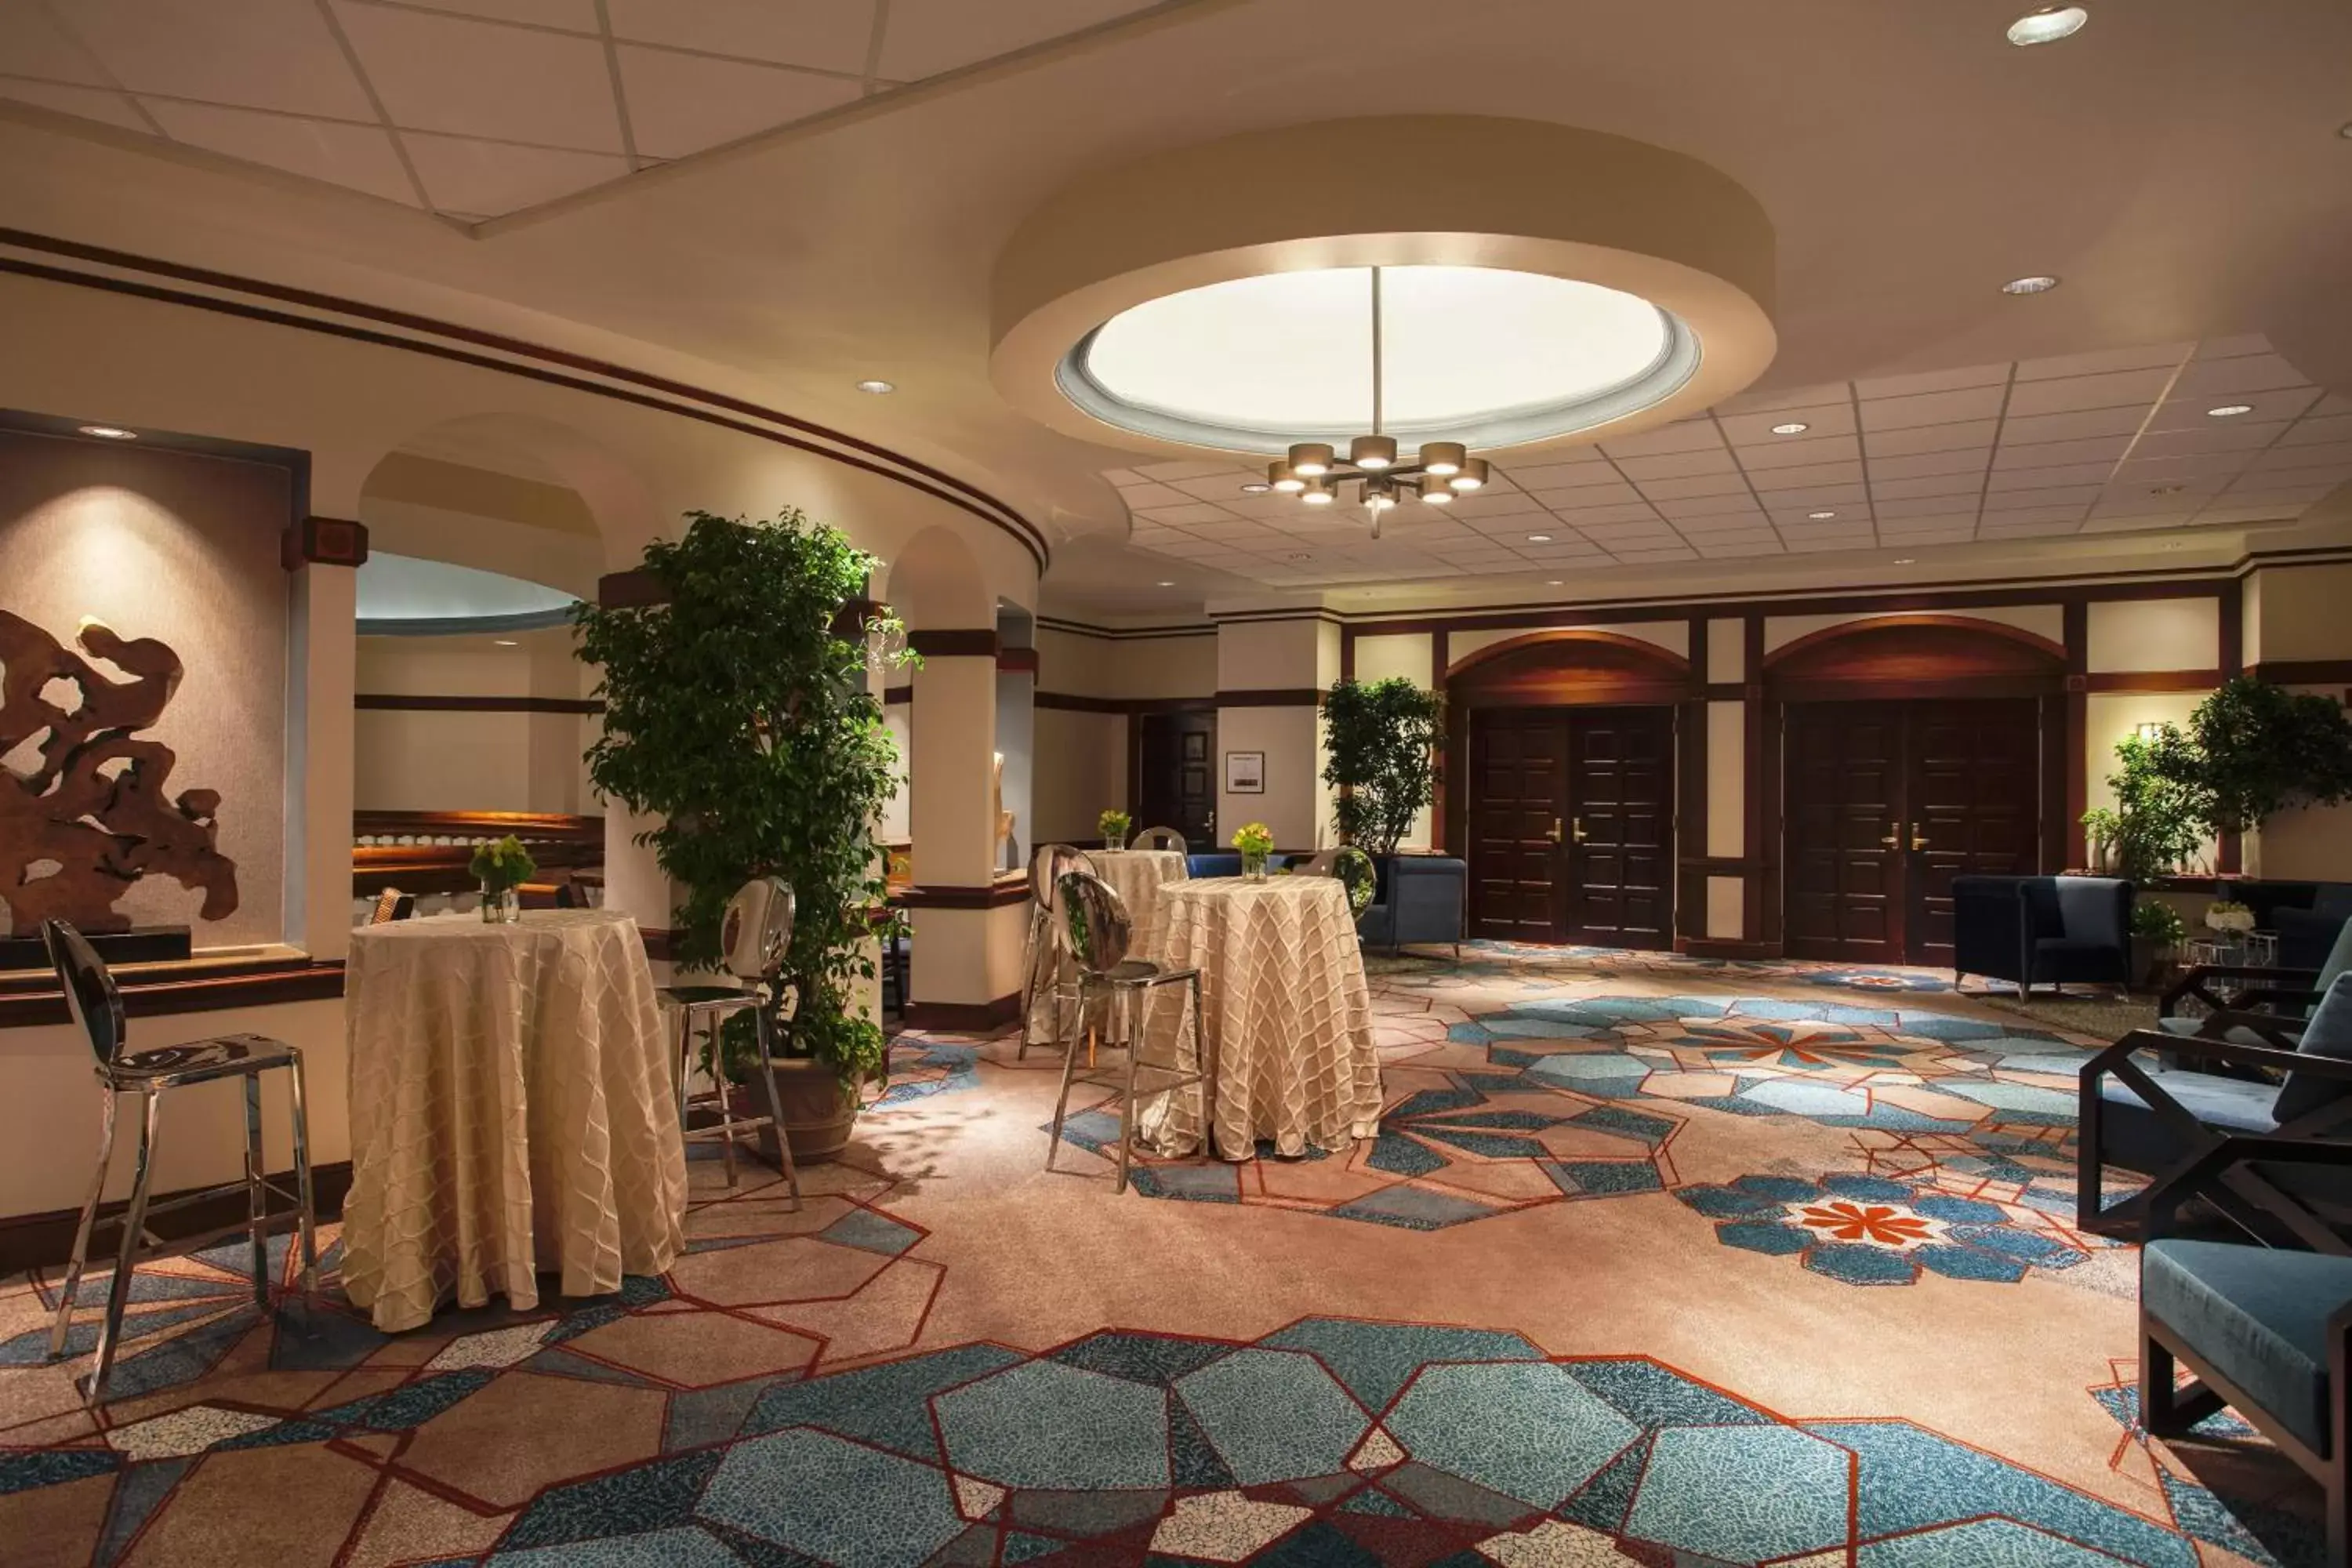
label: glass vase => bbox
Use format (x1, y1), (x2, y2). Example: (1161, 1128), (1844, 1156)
(481, 882), (521, 924)
(1240, 850), (1269, 883)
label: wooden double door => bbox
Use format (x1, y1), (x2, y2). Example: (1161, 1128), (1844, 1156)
(1783, 699), (2042, 966)
(1134, 710), (1216, 849)
(1468, 706), (1673, 948)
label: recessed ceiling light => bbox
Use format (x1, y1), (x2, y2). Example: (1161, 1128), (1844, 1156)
(2149, 483), (2189, 496)
(2007, 6), (2087, 46)
(2206, 405), (2255, 418)
(493, 639), (518, 647)
(1156, 580), (1174, 587)
(855, 379), (895, 394)
(77, 424), (136, 440)
(1893, 557), (1916, 565)
(1527, 534), (1553, 543)
(1241, 481), (1272, 493)
(1807, 510), (1838, 520)
(1770, 422), (1810, 436)
(1546, 579), (1564, 586)
(2001, 274), (2061, 296)
(2340, 120), (2352, 140)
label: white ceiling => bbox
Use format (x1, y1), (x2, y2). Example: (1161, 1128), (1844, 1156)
(1104, 336), (2352, 588)
(0, 0), (1169, 219)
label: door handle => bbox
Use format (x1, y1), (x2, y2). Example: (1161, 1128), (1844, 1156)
(1570, 816), (1588, 845)
(1880, 822), (1900, 849)
(1544, 818), (1564, 844)
(1909, 822), (1930, 851)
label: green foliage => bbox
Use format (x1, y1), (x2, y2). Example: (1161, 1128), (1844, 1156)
(2183, 675), (2352, 834)
(2079, 725), (2208, 884)
(573, 509), (911, 1090)
(1231, 821), (1273, 857)
(1098, 808), (1132, 846)
(468, 835), (536, 891)
(1322, 677), (1443, 858)
(2131, 898), (2185, 946)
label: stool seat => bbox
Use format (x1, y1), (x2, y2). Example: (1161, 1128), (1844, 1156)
(661, 985), (759, 1009)
(111, 1034), (301, 1087)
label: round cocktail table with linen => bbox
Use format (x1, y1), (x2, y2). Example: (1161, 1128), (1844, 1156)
(341, 910), (688, 1332)
(1138, 875), (1382, 1160)
(1023, 848), (1189, 1046)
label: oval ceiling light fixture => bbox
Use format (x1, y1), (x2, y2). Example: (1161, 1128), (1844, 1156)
(992, 116), (1778, 498)
(855, 379), (896, 394)
(1156, 579), (1175, 586)
(2002, 274), (2061, 295)
(2206, 404), (2255, 418)
(1527, 533), (1554, 543)
(78, 424), (137, 440)
(1808, 510), (1838, 519)
(2007, 6), (2088, 45)
(1241, 481), (1272, 492)
(1770, 422), (1809, 435)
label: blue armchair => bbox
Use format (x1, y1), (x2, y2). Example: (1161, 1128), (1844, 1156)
(1185, 851), (1300, 879)
(2139, 1138), (2352, 1561)
(1356, 855), (1466, 959)
(1952, 874), (2132, 996)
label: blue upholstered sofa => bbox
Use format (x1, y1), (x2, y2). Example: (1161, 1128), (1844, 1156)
(1355, 855), (1467, 958)
(1185, 851), (1301, 879)
(1952, 874), (2133, 996)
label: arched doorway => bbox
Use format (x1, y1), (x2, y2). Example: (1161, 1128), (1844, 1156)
(1764, 615), (2067, 965)
(1445, 631), (1693, 949)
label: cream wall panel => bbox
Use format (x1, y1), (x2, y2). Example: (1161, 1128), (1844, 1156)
(2251, 564), (2352, 662)
(1033, 708), (1127, 844)
(1354, 632), (1433, 688)
(1707, 877), (1744, 940)
(1707, 702), (1745, 858)
(1115, 633), (1218, 699)
(1708, 618), (1746, 684)
(880, 707), (913, 841)
(2085, 598), (2220, 674)
(1218, 619), (1328, 688)
(1764, 605), (2064, 654)
(1218, 704), (1323, 850)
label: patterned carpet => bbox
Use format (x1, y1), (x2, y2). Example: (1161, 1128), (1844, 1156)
(0, 948), (2326, 1566)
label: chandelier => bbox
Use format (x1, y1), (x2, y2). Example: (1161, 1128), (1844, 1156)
(1265, 267), (1493, 538)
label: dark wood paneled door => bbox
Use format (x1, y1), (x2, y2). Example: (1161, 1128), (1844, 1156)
(1784, 699), (2041, 964)
(1135, 711), (1217, 851)
(1468, 710), (1569, 942)
(1467, 706), (1675, 948)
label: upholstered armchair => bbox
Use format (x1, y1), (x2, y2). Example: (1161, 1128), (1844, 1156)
(2158, 916), (2352, 1050)
(1355, 855), (1467, 959)
(1952, 874), (2132, 996)
(2139, 1137), (2352, 1562)
(2078, 974), (2352, 1237)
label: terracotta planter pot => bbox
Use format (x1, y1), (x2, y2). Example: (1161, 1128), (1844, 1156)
(731, 1058), (858, 1165)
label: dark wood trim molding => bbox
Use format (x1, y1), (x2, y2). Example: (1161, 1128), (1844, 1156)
(2079, 671), (2222, 693)
(0, 228), (1049, 572)
(356, 693), (605, 713)
(0, 1161), (355, 1275)
(895, 880), (1032, 910)
(902, 993), (1024, 1033)
(2220, 583), (2245, 680)
(2064, 601), (2090, 873)
(1744, 616), (1769, 946)
(0, 960), (346, 1029)
(2248, 659), (2352, 685)
(1036, 691), (1218, 717)
(641, 927), (678, 964)
(1215, 688), (1326, 708)
(282, 514), (368, 570)
(998, 646), (1040, 675)
(1677, 615), (1710, 944)
(354, 809), (601, 840)
(1430, 629), (1450, 854)
(908, 629), (1001, 659)
(597, 568), (666, 608)
(884, 686), (913, 706)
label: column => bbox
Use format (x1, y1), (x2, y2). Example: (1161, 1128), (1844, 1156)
(1214, 615), (1340, 852)
(904, 630), (1029, 1028)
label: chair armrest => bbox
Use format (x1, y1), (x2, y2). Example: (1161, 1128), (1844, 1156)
(2187, 1009), (2311, 1051)
(2085, 1028), (2327, 1082)
(2142, 1135), (2352, 1247)
(2160, 965), (2321, 1018)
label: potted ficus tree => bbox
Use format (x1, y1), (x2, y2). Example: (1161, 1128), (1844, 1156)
(2182, 675), (2352, 839)
(1322, 677), (1443, 909)
(2080, 726), (2208, 884)
(574, 508), (913, 1163)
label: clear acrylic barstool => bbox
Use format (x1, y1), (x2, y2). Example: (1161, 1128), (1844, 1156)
(1017, 844), (1097, 1062)
(658, 878), (803, 1204)
(42, 920), (318, 1405)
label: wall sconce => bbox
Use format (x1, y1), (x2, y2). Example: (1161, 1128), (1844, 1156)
(2132, 723), (2166, 742)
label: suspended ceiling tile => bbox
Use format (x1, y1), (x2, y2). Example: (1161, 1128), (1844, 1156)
(1783, 535), (1872, 553)
(1747, 460), (1864, 492)
(1131, 459), (1232, 481)
(0, 5), (112, 84)
(1875, 494), (1983, 520)
(2080, 511), (2198, 532)
(2109, 452), (2256, 484)
(1134, 503), (1233, 525)
(607, 0), (877, 75)
(1853, 363), (2006, 401)
(401, 132), (630, 214)
(2197, 503), (2314, 526)
(65, 0), (376, 119)
(1857, 384), (2006, 431)
(2173, 353), (2314, 397)
(1984, 460), (2115, 492)
(1736, 432), (1861, 471)
(2194, 334), (2277, 360)
(1989, 435), (2129, 470)
(1612, 546), (1699, 562)
(1445, 492), (1549, 519)
(0, 79), (150, 132)
(1997, 405), (2148, 445)
(1112, 481), (1191, 508)
(2309, 394), (2352, 419)
(398, 0), (601, 24)
(1861, 419), (2002, 457)
(1751, 483), (1868, 508)
(1875, 515), (1978, 535)
(1717, 404), (1856, 445)
(1867, 472), (1983, 502)
(1541, 501), (1661, 527)
(615, 45), (863, 159)
(2092, 480), (2222, 511)
(1166, 472), (1261, 501)
(2281, 414), (2352, 447)
(1980, 481), (2103, 510)
(1616, 446), (1740, 481)
(877, 0), (1156, 81)
(1869, 448), (1990, 481)
(2003, 367), (2178, 417)
(2014, 343), (2192, 382)
(1711, 381), (1853, 416)
(2147, 387), (2320, 430)
(2249, 441), (2352, 473)
(1598, 419), (1724, 459)
(141, 98), (419, 204)
(1525, 481), (1643, 509)
(1632, 473), (1751, 503)
(2129, 421), (2292, 459)
(1765, 503), (1871, 526)
(1651, 493), (1765, 521)
(1700, 539), (1786, 557)
(1502, 458), (1613, 490)
(333, 0), (622, 151)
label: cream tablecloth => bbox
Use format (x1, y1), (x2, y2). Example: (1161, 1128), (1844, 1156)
(340, 910), (688, 1332)
(1138, 876), (1383, 1160)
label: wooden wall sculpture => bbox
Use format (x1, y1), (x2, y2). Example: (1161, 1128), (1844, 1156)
(0, 609), (239, 937)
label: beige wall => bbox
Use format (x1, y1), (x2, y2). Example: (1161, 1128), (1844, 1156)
(354, 628), (597, 815)
(1034, 707), (1127, 844)
(2085, 597), (2220, 673)
(1347, 631), (1438, 851)
(2251, 563), (2352, 662)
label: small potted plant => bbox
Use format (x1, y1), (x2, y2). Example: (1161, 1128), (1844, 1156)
(1232, 822), (1274, 883)
(2203, 898), (2255, 936)
(469, 835), (535, 923)
(1098, 808), (1132, 851)
(2130, 898), (2186, 991)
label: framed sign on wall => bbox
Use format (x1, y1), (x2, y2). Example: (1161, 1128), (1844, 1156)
(1225, 751), (1265, 793)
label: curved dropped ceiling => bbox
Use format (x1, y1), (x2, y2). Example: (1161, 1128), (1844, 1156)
(990, 116), (1778, 462)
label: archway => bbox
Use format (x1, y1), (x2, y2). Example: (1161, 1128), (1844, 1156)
(1444, 630), (1696, 950)
(1761, 615), (2067, 966)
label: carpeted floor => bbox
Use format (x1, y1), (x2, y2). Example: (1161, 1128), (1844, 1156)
(0, 943), (2323, 1566)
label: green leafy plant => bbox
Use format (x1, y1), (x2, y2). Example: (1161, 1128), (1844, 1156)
(1231, 822), (1274, 858)
(2182, 675), (2352, 834)
(468, 835), (536, 891)
(574, 509), (913, 1091)
(2080, 726), (2209, 884)
(1322, 677), (1443, 858)
(1098, 808), (1132, 847)
(2131, 899), (2185, 946)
